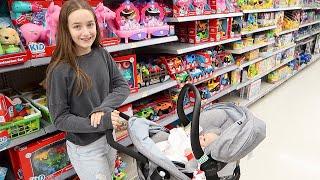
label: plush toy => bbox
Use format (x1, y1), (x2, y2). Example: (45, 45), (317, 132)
(0, 27), (21, 54)
(45, 2), (61, 45)
(94, 2), (116, 36)
(20, 23), (46, 44)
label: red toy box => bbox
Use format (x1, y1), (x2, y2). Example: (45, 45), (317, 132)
(9, 132), (73, 180)
(113, 54), (138, 94)
(188, 20), (209, 44)
(209, 18), (231, 42)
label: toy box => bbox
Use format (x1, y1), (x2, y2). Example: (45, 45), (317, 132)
(231, 69), (241, 85)
(8, 0), (63, 59)
(242, 13), (258, 33)
(244, 49), (259, 61)
(231, 16), (242, 38)
(113, 54), (138, 93)
(244, 79), (261, 100)
(208, 0), (228, 14)
(114, 1), (147, 43)
(140, 1), (170, 38)
(172, 0), (193, 17)
(176, 23), (189, 43)
(190, 0), (212, 15)
(92, 2), (121, 47)
(0, 17), (28, 67)
(209, 18), (230, 42)
(115, 104), (133, 141)
(189, 20), (209, 44)
(137, 60), (170, 88)
(9, 132), (73, 180)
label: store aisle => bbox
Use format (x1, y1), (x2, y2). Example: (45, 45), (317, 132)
(240, 60), (320, 180)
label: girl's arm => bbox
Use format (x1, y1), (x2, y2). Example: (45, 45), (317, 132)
(47, 67), (113, 133)
(90, 52), (130, 115)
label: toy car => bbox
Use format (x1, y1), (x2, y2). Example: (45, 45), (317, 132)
(154, 101), (173, 116)
(189, 68), (203, 79)
(207, 78), (220, 92)
(136, 107), (157, 120)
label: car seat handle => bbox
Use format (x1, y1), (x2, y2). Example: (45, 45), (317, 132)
(177, 83), (204, 159)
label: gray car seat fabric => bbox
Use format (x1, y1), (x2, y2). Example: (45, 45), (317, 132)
(201, 103), (266, 163)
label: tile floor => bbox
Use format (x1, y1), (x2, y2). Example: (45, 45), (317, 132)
(240, 60), (320, 180)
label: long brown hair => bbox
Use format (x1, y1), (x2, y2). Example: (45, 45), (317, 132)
(46, 0), (101, 96)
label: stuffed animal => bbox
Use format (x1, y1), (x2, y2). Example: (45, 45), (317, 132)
(45, 2), (61, 45)
(0, 27), (21, 54)
(20, 23), (47, 44)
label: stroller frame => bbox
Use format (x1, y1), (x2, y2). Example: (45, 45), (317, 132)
(105, 83), (240, 179)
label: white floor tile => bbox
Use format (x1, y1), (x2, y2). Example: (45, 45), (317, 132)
(240, 60), (320, 180)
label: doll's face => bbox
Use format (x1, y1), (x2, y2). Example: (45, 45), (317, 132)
(199, 132), (219, 148)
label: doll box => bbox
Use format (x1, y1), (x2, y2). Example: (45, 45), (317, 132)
(113, 54), (138, 94)
(188, 20), (209, 44)
(9, 132), (73, 180)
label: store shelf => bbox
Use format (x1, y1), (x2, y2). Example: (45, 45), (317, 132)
(239, 57), (264, 69)
(105, 36), (178, 52)
(193, 65), (238, 85)
(221, 57), (320, 107)
(0, 57), (52, 74)
(121, 79), (177, 106)
(302, 6), (318, 10)
(241, 25), (277, 35)
(237, 56), (296, 90)
(150, 37), (241, 54)
(242, 6), (301, 13)
(299, 20), (320, 28)
(295, 29), (320, 41)
(0, 129), (46, 152)
(296, 37), (316, 46)
(227, 40), (275, 54)
(166, 12), (243, 22)
(275, 28), (299, 36)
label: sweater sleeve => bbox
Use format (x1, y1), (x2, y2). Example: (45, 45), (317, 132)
(90, 51), (130, 115)
(47, 66), (113, 133)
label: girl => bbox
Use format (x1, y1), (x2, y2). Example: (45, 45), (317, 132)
(46, 0), (130, 179)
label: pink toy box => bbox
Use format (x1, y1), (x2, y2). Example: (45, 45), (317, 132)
(172, 0), (193, 17)
(114, 0), (147, 43)
(190, 0), (212, 16)
(9, 132), (73, 180)
(91, 1), (121, 46)
(140, 0), (169, 38)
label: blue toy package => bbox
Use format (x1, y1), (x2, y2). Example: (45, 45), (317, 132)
(0, 167), (8, 180)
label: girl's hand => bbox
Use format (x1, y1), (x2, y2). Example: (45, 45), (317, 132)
(91, 112), (105, 127)
(111, 110), (122, 129)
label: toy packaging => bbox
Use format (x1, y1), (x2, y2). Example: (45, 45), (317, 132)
(116, 104), (133, 141)
(92, 2), (121, 46)
(114, 0), (147, 43)
(140, 0), (170, 38)
(190, 0), (212, 15)
(113, 54), (138, 93)
(208, 0), (228, 14)
(189, 20), (209, 44)
(209, 18), (230, 42)
(8, 0), (64, 59)
(244, 49), (260, 61)
(0, 17), (27, 67)
(113, 155), (128, 180)
(231, 16), (242, 38)
(172, 0), (192, 17)
(242, 13), (258, 33)
(231, 69), (241, 85)
(244, 79), (261, 100)
(9, 132), (73, 180)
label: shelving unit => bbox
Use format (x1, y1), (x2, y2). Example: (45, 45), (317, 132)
(241, 25), (277, 35)
(105, 36), (178, 52)
(242, 6), (301, 13)
(150, 37), (241, 54)
(166, 12), (243, 22)
(227, 40), (275, 54)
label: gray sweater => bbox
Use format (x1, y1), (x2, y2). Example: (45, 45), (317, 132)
(47, 47), (130, 146)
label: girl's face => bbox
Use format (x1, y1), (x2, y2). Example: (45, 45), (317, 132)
(68, 9), (97, 56)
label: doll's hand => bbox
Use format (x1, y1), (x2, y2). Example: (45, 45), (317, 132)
(91, 112), (105, 127)
(111, 110), (122, 129)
